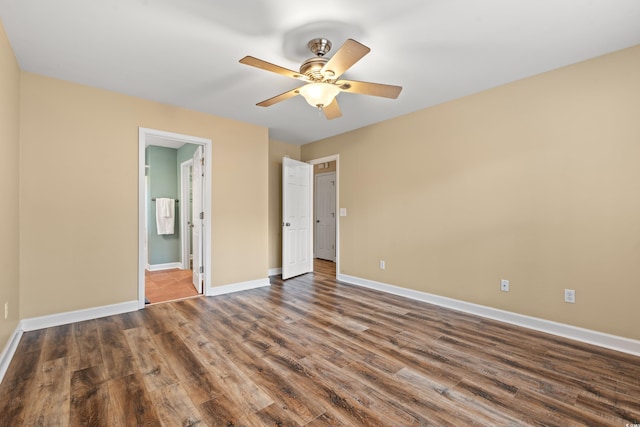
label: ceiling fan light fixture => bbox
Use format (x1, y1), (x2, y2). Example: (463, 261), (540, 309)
(298, 83), (340, 108)
(240, 38), (402, 118)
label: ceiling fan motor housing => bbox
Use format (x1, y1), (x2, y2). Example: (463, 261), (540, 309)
(299, 57), (328, 81)
(308, 38), (332, 56)
(299, 38), (334, 81)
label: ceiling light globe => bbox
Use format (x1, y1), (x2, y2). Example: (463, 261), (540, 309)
(299, 83), (340, 108)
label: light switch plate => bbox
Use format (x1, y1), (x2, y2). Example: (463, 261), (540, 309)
(339, 208), (347, 217)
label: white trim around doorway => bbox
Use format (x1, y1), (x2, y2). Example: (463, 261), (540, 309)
(307, 155), (340, 277)
(138, 127), (213, 309)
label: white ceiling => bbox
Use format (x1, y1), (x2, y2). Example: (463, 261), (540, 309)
(1, 1), (639, 145)
(145, 134), (187, 149)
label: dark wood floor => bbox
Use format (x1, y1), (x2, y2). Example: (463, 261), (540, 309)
(1, 270), (639, 426)
(313, 258), (336, 278)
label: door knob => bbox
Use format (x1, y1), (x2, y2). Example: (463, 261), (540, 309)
(283, 222), (291, 227)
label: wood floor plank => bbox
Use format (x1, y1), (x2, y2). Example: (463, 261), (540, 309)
(42, 323), (75, 362)
(152, 330), (223, 405)
(428, 333), (580, 404)
(575, 392), (640, 424)
(149, 383), (204, 427)
(2, 264), (639, 425)
(213, 339), (325, 425)
(243, 292), (304, 324)
(198, 394), (244, 426)
(343, 358), (479, 426)
(395, 366), (526, 425)
(512, 387), (625, 426)
(71, 319), (104, 371)
(123, 326), (180, 392)
(22, 357), (71, 426)
(0, 351), (40, 425)
(178, 331), (274, 415)
(0, 384), (32, 425)
(106, 373), (162, 427)
(12, 328), (46, 356)
(295, 355), (402, 426)
(139, 302), (180, 336)
(96, 317), (136, 381)
(1, 343), (41, 383)
(70, 366), (109, 427)
(253, 402), (304, 427)
(110, 310), (145, 331)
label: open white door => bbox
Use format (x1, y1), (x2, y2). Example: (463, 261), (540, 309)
(282, 157), (313, 279)
(192, 146), (204, 293)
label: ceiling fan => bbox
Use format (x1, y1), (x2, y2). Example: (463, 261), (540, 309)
(239, 38), (402, 120)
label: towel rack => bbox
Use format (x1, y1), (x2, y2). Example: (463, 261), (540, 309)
(151, 198), (179, 202)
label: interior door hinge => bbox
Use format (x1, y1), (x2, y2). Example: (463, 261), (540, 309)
(199, 212), (204, 220)
(200, 266), (204, 274)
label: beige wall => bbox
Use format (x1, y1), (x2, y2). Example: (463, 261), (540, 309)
(0, 21), (21, 350)
(268, 140), (301, 271)
(314, 161), (336, 174)
(19, 72), (268, 318)
(302, 45), (640, 340)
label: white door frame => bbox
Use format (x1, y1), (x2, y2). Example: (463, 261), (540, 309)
(308, 155), (339, 276)
(138, 127), (212, 308)
(180, 159), (193, 270)
(144, 174), (150, 269)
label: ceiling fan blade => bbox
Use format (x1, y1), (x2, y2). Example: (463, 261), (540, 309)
(256, 87), (302, 107)
(240, 56), (309, 82)
(336, 79), (402, 99)
(321, 39), (370, 80)
(323, 99), (342, 120)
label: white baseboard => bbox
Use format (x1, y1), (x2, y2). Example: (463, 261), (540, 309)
(338, 274), (640, 357)
(207, 278), (270, 297)
(147, 262), (182, 272)
(0, 323), (23, 384)
(268, 268), (282, 276)
(21, 300), (139, 332)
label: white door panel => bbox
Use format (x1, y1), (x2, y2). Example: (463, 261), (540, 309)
(192, 146), (204, 292)
(282, 157), (312, 279)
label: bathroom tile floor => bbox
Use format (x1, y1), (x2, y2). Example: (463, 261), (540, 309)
(145, 268), (200, 304)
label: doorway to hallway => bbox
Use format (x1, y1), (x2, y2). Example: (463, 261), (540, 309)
(280, 154), (339, 280)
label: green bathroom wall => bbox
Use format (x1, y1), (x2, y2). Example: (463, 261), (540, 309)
(147, 145), (180, 265)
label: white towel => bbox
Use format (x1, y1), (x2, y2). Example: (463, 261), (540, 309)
(156, 198), (175, 235)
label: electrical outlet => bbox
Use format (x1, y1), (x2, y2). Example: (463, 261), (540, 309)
(379, 260), (385, 270)
(500, 279), (509, 292)
(564, 289), (576, 303)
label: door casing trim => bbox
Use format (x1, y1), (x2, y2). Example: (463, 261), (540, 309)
(138, 127), (212, 308)
(307, 155), (339, 277)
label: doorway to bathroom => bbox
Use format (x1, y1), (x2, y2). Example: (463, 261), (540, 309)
(138, 128), (212, 307)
